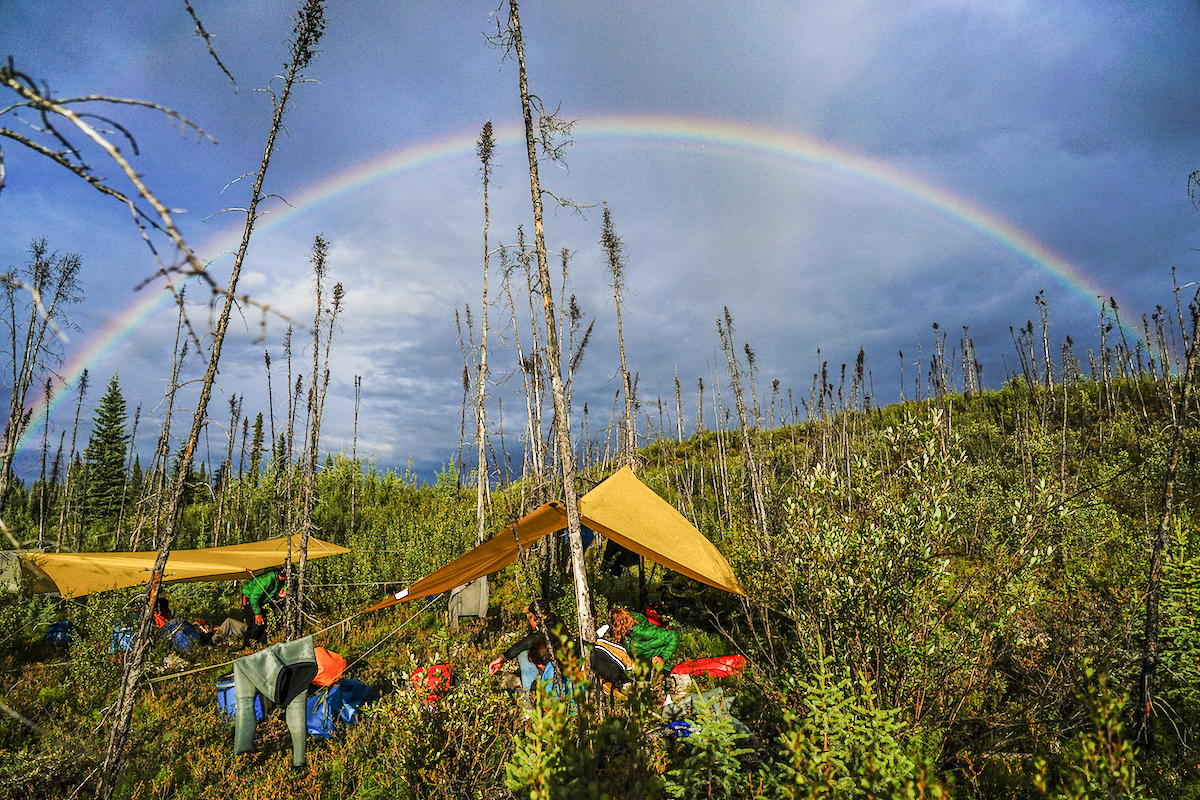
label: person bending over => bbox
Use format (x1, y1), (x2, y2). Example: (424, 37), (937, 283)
(528, 639), (573, 701)
(489, 598), (565, 694)
(241, 570), (285, 644)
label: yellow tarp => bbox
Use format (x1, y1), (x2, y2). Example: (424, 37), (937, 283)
(366, 466), (742, 612)
(22, 535), (350, 599)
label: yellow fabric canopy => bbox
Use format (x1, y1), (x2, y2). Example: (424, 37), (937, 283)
(21, 535), (350, 599)
(366, 466), (742, 612)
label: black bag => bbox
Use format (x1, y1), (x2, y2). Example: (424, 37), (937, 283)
(590, 638), (633, 687)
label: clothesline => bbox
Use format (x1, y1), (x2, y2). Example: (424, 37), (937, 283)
(146, 597), (433, 684)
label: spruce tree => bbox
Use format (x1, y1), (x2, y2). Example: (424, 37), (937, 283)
(83, 375), (128, 521)
(128, 455), (143, 503)
(248, 413), (264, 485)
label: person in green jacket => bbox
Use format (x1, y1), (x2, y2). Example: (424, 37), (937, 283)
(609, 606), (678, 666)
(241, 570), (285, 643)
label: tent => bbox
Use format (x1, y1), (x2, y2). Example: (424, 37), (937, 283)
(8, 535), (350, 599)
(367, 466), (742, 612)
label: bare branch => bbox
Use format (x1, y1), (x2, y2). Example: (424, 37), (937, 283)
(183, 0), (238, 89)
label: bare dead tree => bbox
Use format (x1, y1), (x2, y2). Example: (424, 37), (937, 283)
(135, 300), (189, 553)
(475, 121), (495, 545)
(116, 402), (141, 540)
(2, 53), (307, 347)
(35, 376), (53, 549)
(57, 368), (88, 553)
(567, 293), (594, 432)
(501, 0), (596, 645)
(183, 0), (238, 88)
(96, 5), (326, 795)
(1136, 287), (1200, 753)
(717, 308), (770, 546)
(518, 230), (548, 492)
(47, 434), (64, 548)
(351, 374), (361, 540)
(292, 236), (341, 638)
(500, 247), (533, 494)
(211, 394), (241, 547)
(675, 371), (684, 441)
(600, 204), (637, 470)
(281, 331), (298, 621)
(0, 240), (82, 515)
(456, 307), (471, 482)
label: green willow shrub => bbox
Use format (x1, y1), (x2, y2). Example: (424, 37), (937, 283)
(68, 587), (127, 704)
(1146, 555), (1200, 794)
(350, 658), (519, 800)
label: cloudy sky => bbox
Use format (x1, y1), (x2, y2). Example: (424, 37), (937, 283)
(1, 1), (1198, 483)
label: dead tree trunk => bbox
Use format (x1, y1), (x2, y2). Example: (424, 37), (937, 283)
(476, 121), (495, 545)
(0, 241), (82, 516)
(1136, 292), (1200, 753)
(57, 369), (88, 553)
(96, 6), (325, 796)
(507, 0), (595, 647)
(718, 308), (770, 546)
(290, 235), (336, 639)
(601, 204), (636, 470)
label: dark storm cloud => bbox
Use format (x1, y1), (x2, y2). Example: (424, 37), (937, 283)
(2, 0), (1198, 482)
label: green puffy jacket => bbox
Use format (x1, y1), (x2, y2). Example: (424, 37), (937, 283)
(625, 612), (678, 662)
(242, 571), (282, 615)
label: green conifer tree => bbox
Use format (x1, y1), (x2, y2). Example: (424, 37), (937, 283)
(82, 375), (128, 521)
(169, 445), (196, 508)
(128, 454), (143, 499)
(248, 413), (264, 486)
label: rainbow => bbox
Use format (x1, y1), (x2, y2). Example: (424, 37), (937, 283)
(17, 114), (1124, 452)
(219, 114), (1123, 312)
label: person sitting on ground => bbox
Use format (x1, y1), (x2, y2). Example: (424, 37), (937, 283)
(488, 599), (567, 694)
(610, 606), (678, 667)
(241, 570), (285, 644)
(528, 639), (573, 702)
(212, 616), (250, 646)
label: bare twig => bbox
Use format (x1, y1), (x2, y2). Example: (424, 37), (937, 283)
(183, 0), (238, 88)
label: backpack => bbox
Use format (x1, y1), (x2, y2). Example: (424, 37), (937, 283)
(671, 655), (747, 679)
(216, 672), (264, 722)
(45, 620), (73, 648)
(410, 663), (453, 705)
(307, 678), (380, 738)
(111, 617), (136, 655)
(160, 617), (203, 655)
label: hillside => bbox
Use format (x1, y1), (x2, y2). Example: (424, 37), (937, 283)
(0, 372), (1196, 798)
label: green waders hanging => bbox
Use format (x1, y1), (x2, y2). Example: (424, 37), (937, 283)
(233, 635), (318, 768)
